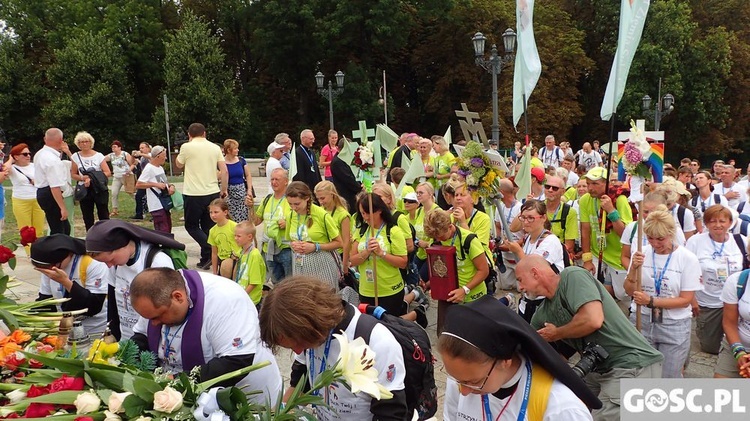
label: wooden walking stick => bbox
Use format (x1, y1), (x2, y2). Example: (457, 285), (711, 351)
(635, 185), (645, 331)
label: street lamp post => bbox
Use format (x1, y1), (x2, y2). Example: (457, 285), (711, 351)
(315, 70), (344, 130)
(642, 78), (674, 131)
(472, 29), (517, 144)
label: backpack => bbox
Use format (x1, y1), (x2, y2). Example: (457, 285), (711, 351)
(732, 233), (749, 270)
(145, 244), (188, 269)
(549, 203), (571, 242)
(739, 202), (747, 214)
(738, 214), (750, 238)
(676, 205), (687, 231)
(738, 270), (750, 300)
(691, 193), (722, 211)
(355, 305), (437, 420)
(531, 231), (572, 270)
(455, 227), (498, 295)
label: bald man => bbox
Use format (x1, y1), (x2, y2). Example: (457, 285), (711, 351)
(35, 128), (71, 235)
(515, 255), (662, 421)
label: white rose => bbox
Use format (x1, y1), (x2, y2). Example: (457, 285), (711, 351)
(108, 391), (132, 413)
(74, 390), (101, 414)
(629, 127), (652, 159)
(104, 410), (122, 421)
(6, 389), (26, 404)
(153, 386), (183, 413)
(134, 417), (152, 421)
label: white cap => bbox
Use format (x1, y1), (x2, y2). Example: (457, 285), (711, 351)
(403, 192), (418, 202)
(267, 142), (284, 155)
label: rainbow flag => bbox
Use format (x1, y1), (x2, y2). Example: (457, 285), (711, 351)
(617, 141), (664, 182)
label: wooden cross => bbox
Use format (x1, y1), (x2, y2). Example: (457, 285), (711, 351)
(454, 103), (488, 146)
(617, 119), (664, 143)
(352, 120), (375, 144)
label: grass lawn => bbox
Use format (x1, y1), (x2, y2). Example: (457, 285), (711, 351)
(2, 176), (185, 243)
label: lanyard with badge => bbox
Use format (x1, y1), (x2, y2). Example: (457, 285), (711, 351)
(163, 307), (192, 365)
(59, 255), (81, 297)
(302, 147), (316, 172)
(481, 359), (532, 421)
(651, 249), (674, 324)
(294, 214), (309, 267)
(308, 331), (334, 403)
(711, 236), (733, 284)
(364, 223), (386, 283)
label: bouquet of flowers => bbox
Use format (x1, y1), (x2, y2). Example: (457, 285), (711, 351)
(455, 141), (501, 201)
(621, 120), (654, 180)
(352, 144), (375, 172)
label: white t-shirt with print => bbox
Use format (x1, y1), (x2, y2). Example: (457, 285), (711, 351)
(715, 183), (748, 210)
(133, 272), (282, 405)
(107, 242), (174, 340)
(576, 150), (602, 171)
(138, 163), (168, 212)
(672, 205), (697, 242)
(686, 232), (747, 308)
(40, 255), (109, 336)
(72, 152), (106, 174)
(523, 231), (564, 272)
(721, 272), (750, 347)
(629, 245), (702, 320)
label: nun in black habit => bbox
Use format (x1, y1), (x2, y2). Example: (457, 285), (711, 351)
(439, 295), (601, 421)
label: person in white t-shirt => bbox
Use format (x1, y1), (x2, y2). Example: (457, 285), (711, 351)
(265, 142), (284, 183)
(716, 271), (750, 378)
(620, 193), (669, 270)
(70, 131), (112, 231)
(686, 204), (747, 355)
(85, 220), (185, 341)
(716, 164), (747, 209)
(130, 268), (282, 404)
(31, 235), (109, 340)
(655, 178), (696, 243)
(494, 179), (523, 290)
(625, 209), (702, 378)
(539, 135), (564, 169)
(136, 146), (174, 233)
(575, 142), (602, 171)
(259, 277), (409, 420)
(440, 296), (599, 421)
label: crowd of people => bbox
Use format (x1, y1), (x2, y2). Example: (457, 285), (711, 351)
(8, 124), (750, 420)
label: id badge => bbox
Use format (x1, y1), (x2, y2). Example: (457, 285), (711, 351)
(295, 253), (304, 266)
(365, 269), (374, 283)
(651, 307), (663, 324)
(717, 266), (728, 283)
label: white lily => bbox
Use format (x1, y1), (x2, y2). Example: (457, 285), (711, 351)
(332, 333), (393, 400)
(629, 120), (652, 159)
(359, 146), (374, 165)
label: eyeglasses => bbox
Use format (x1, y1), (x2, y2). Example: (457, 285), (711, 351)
(442, 359), (497, 391)
(518, 215), (544, 222)
(544, 184), (561, 192)
(19, 152), (31, 157)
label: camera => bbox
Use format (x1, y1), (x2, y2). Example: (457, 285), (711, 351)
(572, 342), (609, 378)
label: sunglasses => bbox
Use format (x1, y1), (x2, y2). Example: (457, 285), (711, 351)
(544, 184), (561, 192)
(19, 152), (31, 157)
(403, 199), (418, 204)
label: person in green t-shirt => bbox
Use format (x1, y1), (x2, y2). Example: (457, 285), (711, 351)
(234, 221), (265, 307)
(250, 168), (291, 284)
(350, 193), (408, 316)
(425, 208), (489, 334)
(578, 167), (632, 303)
(207, 198), (241, 277)
(544, 175), (578, 258)
(516, 255), (663, 421)
(314, 180), (351, 275)
(286, 181), (342, 291)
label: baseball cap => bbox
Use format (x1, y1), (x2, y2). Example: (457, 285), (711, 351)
(531, 167), (545, 183)
(583, 167), (608, 181)
(267, 142), (284, 155)
(403, 192), (418, 202)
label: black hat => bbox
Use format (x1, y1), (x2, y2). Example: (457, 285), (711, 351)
(30, 234), (87, 267)
(85, 220), (185, 253)
(443, 296), (602, 409)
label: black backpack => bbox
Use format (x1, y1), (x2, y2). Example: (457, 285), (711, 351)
(455, 227), (498, 295)
(355, 305), (437, 421)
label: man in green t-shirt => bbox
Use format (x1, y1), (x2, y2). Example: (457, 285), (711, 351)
(516, 255), (663, 421)
(578, 167), (632, 306)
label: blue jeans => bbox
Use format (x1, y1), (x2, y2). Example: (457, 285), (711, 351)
(267, 247), (292, 284)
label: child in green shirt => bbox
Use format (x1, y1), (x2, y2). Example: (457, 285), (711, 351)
(234, 221), (265, 307)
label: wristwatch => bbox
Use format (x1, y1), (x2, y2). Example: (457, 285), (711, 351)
(462, 285), (471, 295)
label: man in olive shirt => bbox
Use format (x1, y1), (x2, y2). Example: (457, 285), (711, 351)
(516, 255), (662, 421)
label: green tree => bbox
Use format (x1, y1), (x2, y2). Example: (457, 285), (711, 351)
(152, 11), (246, 143)
(0, 39), (47, 141)
(42, 32), (136, 142)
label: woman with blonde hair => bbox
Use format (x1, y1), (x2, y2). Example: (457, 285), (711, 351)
(625, 208), (702, 378)
(71, 131), (111, 231)
(372, 184), (415, 254)
(223, 139), (253, 222)
(424, 208), (489, 333)
(447, 179), (492, 257)
(314, 180), (351, 276)
(286, 181), (342, 290)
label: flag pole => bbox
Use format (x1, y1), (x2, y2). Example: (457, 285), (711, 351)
(635, 182), (645, 331)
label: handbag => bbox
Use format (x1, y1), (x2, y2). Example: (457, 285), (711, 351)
(171, 189), (184, 211)
(123, 173), (136, 194)
(150, 187), (173, 212)
(74, 183), (88, 201)
(76, 155), (108, 194)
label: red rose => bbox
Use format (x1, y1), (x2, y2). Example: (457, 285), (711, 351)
(25, 385), (49, 398)
(24, 403), (55, 418)
(2, 354), (25, 371)
(28, 359), (44, 369)
(48, 375), (84, 392)
(74, 418), (94, 421)
(19, 227), (37, 247)
(0, 246), (14, 264)
(1, 413), (20, 418)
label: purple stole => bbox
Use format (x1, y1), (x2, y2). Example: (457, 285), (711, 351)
(147, 269), (206, 371)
